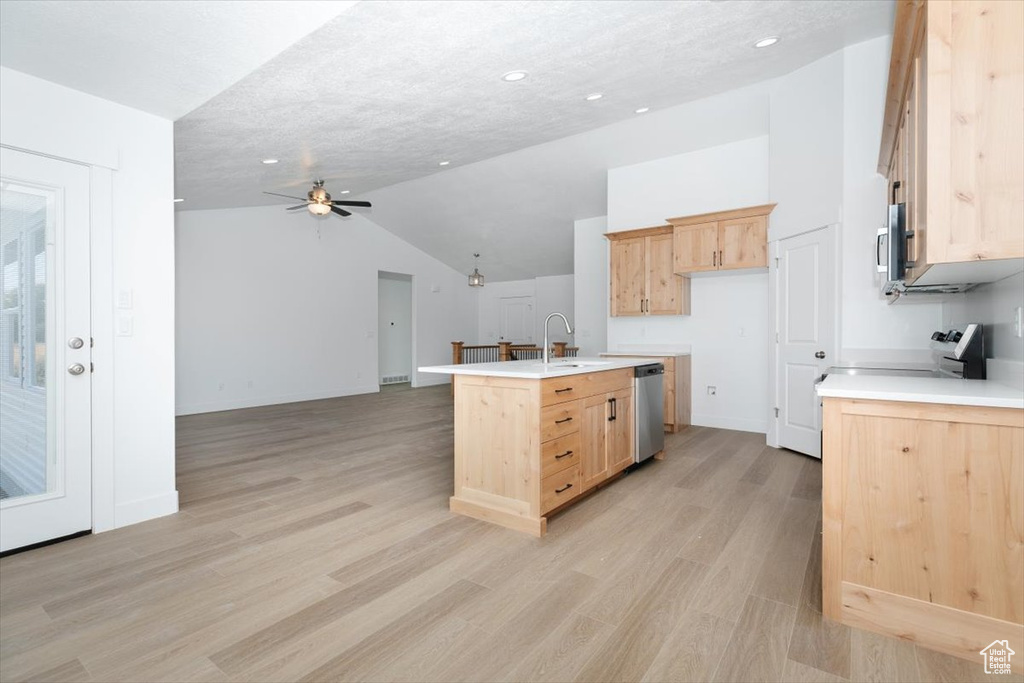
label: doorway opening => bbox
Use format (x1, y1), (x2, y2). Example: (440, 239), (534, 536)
(377, 272), (412, 389)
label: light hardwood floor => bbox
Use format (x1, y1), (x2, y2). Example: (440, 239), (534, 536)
(0, 384), (1015, 682)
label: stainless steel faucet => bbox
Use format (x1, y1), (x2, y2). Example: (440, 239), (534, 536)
(543, 312), (574, 364)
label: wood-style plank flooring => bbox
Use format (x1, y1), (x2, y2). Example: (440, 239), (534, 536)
(0, 384), (1014, 682)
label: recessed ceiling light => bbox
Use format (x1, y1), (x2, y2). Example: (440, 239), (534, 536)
(173, 198), (185, 203)
(585, 93), (603, 101)
(439, 160), (450, 166)
(635, 107), (650, 114)
(754, 36), (779, 48)
(340, 190), (350, 194)
(261, 158), (279, 164)
(501, 71), (528, 82)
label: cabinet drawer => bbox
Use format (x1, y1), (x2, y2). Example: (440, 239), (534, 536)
(541, 368), (633, 406)
(541, 465), (581, 514)
(540, 401), (580, 442)
(541, 432), (580, 479)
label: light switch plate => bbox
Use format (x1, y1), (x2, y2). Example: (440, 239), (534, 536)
(117, 289), (133, 309)
(117, 314), (133, 337)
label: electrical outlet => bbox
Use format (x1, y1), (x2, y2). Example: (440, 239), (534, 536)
(247, 380), (253, 389)
(1015, 306), (1023, 338)
(707, 385), (717, 396)
(218, 382), (225, 391)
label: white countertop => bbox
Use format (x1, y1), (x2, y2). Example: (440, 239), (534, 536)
(603, 345), (691, 356)
(816, 374), (1024, 409)
(419, 356), (657, 379)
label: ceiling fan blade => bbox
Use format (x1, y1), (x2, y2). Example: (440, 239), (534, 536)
(285, 204), (308, 210)
(330, 200), (371, 208)
(263, 191), (308, 201)
(330, 205), (352, 217)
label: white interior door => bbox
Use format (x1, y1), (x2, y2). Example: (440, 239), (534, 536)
(499, 296), (534, 344)
(776, 225), (837, 459)
(0, 147), (91, 553)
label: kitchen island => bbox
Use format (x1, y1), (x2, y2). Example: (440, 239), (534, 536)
(420, 357), (658, 536)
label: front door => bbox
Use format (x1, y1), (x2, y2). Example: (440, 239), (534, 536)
(0, 147), (92, 552)
(776, 225), (837, 459)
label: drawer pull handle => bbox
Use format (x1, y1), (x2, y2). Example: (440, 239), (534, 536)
(554, 387), (573, 393)
(555, 483), (573, 493)
(555, 450), (573, 459)
(555, 417), (573, 424)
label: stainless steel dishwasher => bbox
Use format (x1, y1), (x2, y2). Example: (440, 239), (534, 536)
(634, 363), (665, 463)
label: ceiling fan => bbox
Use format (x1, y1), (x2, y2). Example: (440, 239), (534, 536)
(263, 179), (371, 217)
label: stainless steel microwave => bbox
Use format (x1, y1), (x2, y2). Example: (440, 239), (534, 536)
(875, 202), (973, 299)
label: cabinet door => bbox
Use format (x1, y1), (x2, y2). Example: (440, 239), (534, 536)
(645, 234), (683, 315)
(607, 387), (634, 474)
(928, 0), (1024, 264)
(580, 394), (611, 491)
(672, 222), (718, 273)
(609, 237), (645, 317)
(718, 216), (767, 270)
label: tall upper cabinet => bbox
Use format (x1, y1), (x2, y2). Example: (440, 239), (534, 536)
(881, 0), (1024, 285)
(669, 204), (776, 274)
(607, 226), (691, 317)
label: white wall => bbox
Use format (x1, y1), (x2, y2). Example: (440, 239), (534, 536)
(769, 51), (844, 241)
(604, 136), (772, 433)
(377, 273), (412, 381)
(573, 216), (609, 357)
(838, 36), (943, 358)
(175, 206), (478, 414)
(476, 275), (575, 346)
(0, 67), (177, 530)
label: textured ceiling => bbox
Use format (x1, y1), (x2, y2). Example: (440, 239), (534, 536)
(0, 0), (357, 119)
(174, 0), (892, 214)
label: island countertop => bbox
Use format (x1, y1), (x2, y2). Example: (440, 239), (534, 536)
(419, 356), (657, 379)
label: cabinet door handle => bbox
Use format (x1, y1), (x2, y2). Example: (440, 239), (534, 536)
(555, 450), (573, 459)
(555, 417), (573, 424)
(554, 387), (573, 394)
(555, 483), (573, 493)
(608, 397), (617, 421)
(713, 251), (716, 267)
(719, 250), (723, 267)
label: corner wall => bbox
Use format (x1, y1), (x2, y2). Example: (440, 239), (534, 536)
(174, 205), (478, 414)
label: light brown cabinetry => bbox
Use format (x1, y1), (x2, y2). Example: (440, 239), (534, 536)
(607, 226), (691, 317)
(600, 353), (691, 433)
(580, 387), (633, 492)
(451, 368), (636, 536)
(880, 0), (1024, 284)
(668, 204), (775, 274)
(822, 397), (1023, 670)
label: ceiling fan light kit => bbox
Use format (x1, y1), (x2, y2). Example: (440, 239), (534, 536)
(263, 179), (372, 219)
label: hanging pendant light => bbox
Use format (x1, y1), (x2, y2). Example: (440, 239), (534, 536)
(468, 253), (485, 287)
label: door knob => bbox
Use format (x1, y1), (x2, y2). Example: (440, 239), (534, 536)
(68, 363), (86, 376)
(68, 337), (84, 349)
(815, 351), (826, 359)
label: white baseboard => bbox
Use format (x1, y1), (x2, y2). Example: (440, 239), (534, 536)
(413, 374), (451, 388)
(115, 490), (179, 528)
(175, 384), (382, 416)
(692, 413), (768, 434)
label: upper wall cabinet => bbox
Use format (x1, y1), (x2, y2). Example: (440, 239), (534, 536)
(668, 204), (776, 275)
(607, 226), (691, 317)
(880, 0), (1024, 285)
